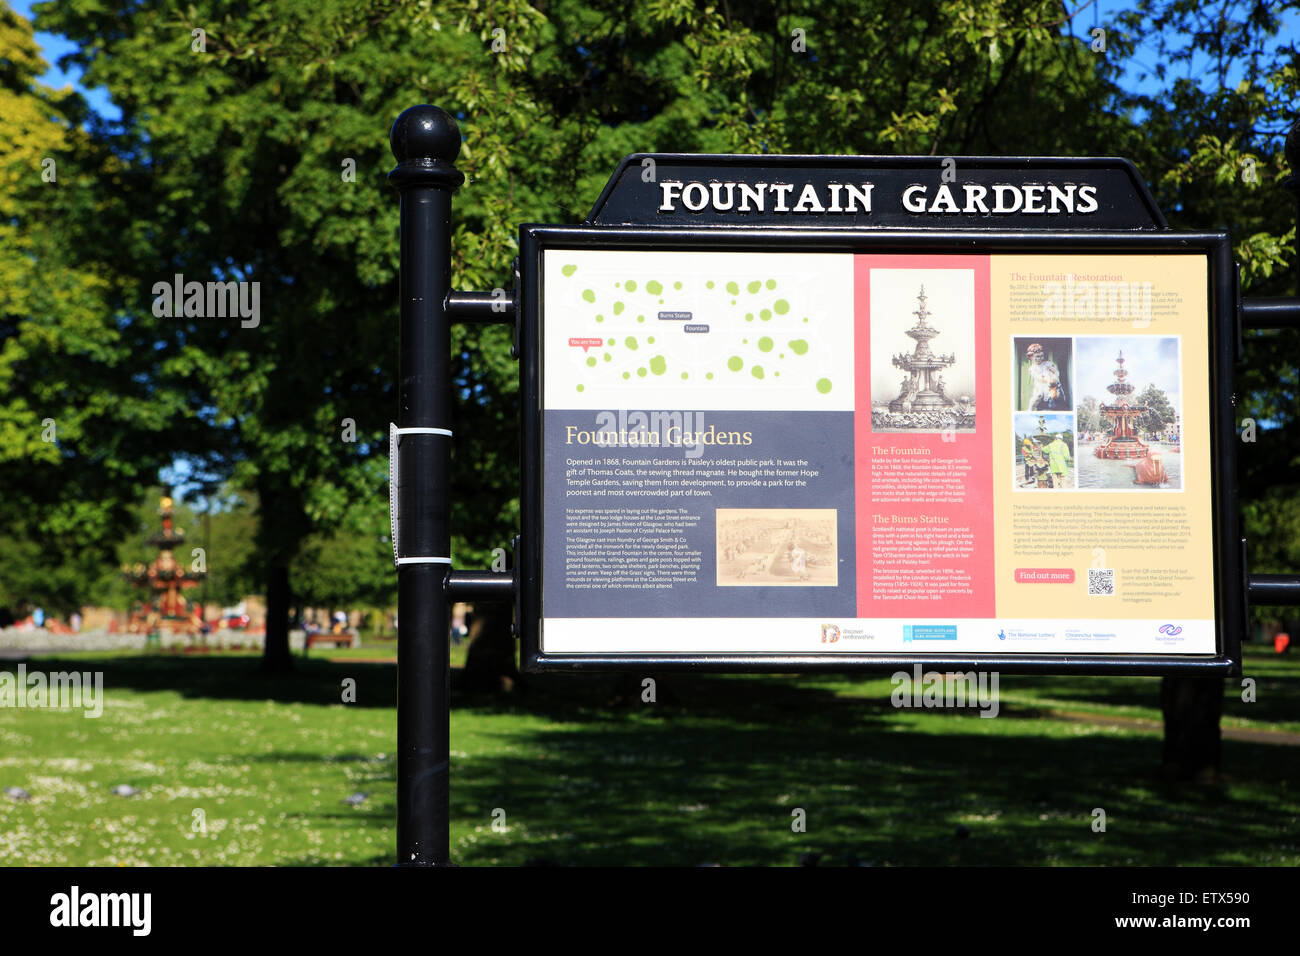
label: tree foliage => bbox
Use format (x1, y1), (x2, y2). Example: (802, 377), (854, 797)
(8, 0), (1300, 654)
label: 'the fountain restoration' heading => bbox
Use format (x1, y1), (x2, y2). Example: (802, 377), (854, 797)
(657, 180), (1100, 216)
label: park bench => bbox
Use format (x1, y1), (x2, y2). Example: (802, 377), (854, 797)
(304, 629), (357, 651)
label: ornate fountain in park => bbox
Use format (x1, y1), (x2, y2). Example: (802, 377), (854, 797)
(1095, 350), (1150, 460)
(888, 286), (958, 412)
(122, 496), (206, 635)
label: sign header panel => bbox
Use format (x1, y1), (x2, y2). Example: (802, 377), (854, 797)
(588, 156), (1167, 230)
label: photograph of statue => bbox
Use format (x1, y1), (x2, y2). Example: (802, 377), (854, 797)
(1014, 337), (1072, 411)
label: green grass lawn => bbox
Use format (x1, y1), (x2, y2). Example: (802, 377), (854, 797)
(0, 646), (1295, 866)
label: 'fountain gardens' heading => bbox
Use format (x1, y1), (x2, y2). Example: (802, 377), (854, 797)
(657, 180), (1102, 216)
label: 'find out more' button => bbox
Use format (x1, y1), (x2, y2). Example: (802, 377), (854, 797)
(1014, 568), (1075, 583)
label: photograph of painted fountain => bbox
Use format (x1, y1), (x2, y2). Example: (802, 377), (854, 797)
(1076, 340), (1182, 489)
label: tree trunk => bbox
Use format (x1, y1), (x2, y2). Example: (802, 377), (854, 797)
(1160, 676), (1223, 782)
(460, 603), (517, 693)
(261, 563), (294, 673)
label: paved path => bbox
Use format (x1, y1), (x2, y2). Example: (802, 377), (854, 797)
(1048, 708), (1300, 746)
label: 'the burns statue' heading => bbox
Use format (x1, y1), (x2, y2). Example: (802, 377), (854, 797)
(657, 180), (1100, 216)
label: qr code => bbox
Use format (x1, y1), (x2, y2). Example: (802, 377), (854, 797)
(1088, 568), (1115, 596)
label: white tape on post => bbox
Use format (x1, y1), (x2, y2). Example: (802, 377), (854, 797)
(389, 423), (455, 568)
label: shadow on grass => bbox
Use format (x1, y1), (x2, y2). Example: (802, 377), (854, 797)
(1, 655), (399, 708)
(10, 656), (1297, 865)
(250, 678), (1297, 867)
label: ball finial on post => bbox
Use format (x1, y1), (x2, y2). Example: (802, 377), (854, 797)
(390, 105), (462, 164)
(388, 105), (465, 189)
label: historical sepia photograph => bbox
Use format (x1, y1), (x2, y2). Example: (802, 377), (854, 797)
(716, 508), (838, 586)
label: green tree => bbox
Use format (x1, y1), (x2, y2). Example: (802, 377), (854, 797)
(1077, 395), (1101, 435)
(0, 3), (188, 620)
(1135, 383), (1177, 434)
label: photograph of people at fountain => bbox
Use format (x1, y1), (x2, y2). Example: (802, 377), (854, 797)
(1013, 413), (1075, 490)
(1074, 336), (1182, 490)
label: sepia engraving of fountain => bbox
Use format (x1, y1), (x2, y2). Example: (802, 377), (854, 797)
(888, 286), (958, 412)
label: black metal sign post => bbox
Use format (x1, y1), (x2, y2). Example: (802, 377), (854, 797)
(388, 104), (1300, 865)
(388, 106), (463, 866)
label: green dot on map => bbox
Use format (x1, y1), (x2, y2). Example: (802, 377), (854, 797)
(758, 337), (773, 352)
(615, 282), (621, 288)
(774, 299), (789, 314)
(637, 315), (645, 322)
(637, 367), (647, 377)
(760, 309), (771, 321)
(789, 339), (809, 355)
(582, 289), (595, 302)
(779, 353), (785, 359)
(626, 280), (637, 292)
(726, 281), (739, 295)
(649, 356), (667, 375)
(596, 314), (604, 322)
(562, 264), (577, 276)
(608, 338), (615, 345)
(742, 338), (748, 344)
(706, 281), (715, 289)
(752, 366), (765, 379)
(625, 337), (638, 350)
(747, 280), (761, 294)
(614, 301), (625, 315)
(727, 356), (743, 372)
(648, 337), (655, 344)
(817, 378), (832, 394)
(681, 372), (689, 380)
(622, 372), (630, 379)
(659, 299), (664, 304)
(706, 372), (714, 380)
(603, 353), (611, 362)
(576, 384), (584, 392)
(731, 300), (737, 305)
(673, 281), (682, 290)
(647, 280), (663, 294)
(746, 313), (754, 322)
(774, 372), (780, 377)
(766, 279), (776, 289)
(802, 317), (809, 323)
(586, 356), (596, 366)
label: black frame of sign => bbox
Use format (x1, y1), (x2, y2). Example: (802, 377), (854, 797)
(517, 226), (1242, 676)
